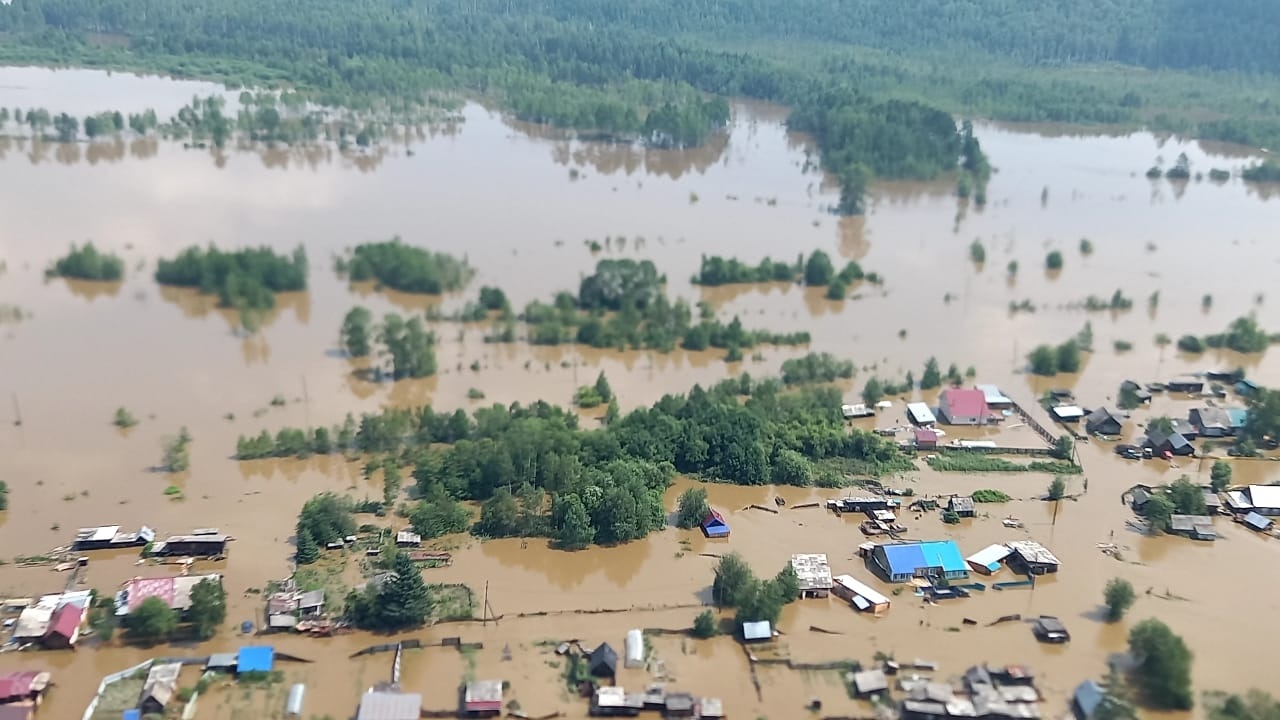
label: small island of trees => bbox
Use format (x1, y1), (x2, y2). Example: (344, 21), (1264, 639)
(155, 244), (307, 312)
(48, 242), (124, 282)
(339, 238), (473, 294)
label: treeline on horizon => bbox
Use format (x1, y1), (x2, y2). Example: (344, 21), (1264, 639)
(240, 372), (913, 548)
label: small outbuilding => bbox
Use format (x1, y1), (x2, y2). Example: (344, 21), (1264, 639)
(1169, 515), (1216, 541)
(831, 574), (890, 615)
(1243, 511), (1274, 532)
(1051, 405), (1085, 424)
(41, 603), (83, 649)
(965, 544), (1012, 575)
(463, 679), (503, 717)
(700, 510), (729, 539)
(1072, 680), (1105, 720)
(624, 629), (645, 669)
(1166, 379), (1204, 394)
(356, 691), (422, 720)
(285, 684), (306, 718)
(237, 645), (276, 674)
(741, 621), (772, 642)
(851, 669), (889, 698)
(588, 642), (618, 677)
(912, 427), (940, 450)
(664, 693), (696, 718)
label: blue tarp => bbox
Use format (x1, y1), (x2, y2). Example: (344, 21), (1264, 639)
(123, 711), (142, 720)
(237, 645), (275, 673)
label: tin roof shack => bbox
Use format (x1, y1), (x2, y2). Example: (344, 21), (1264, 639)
(948, 496), (976, 518)
(869, 541), (969, 583)
(1084, 408), (1124, 436)
(835, 496), (896, 513)
(1167, 379), (1205, 394)
(40, 603), (83, 649)
(1143, 429), (1194, 456)
(267, 585), (326, 629)
(741, 621), (772, 642)
(115, 574), (223, 617)
(790, 554), (834, 598)
(464, 680), (503, 717)
(1246, 485), (1280, 515)
(907, 402), (937, 426)
(938, 388), (991, 426)
(71, 525), (155, 551)
(1190, 407), (1235, 437)
(1072, 680), (1105, 720)
(665, 692), (696, 718)
(1050, 406), (1085, 424)
(138, 662), (182, 716)
(1005, 541), (1061, 575)
(590, 687), (644, 717)
(831, 574), (891, 615)
(851, 669), (889, 699)
(237, 646), (276, 675)
(588, 642), (618, 678)
(966, 544), (1012, 575)
(149, 534), (230, 558)
(1032, 617), (1070, 643)
(698, 697), (725, 719)
(977, 385), (1013, 409)
(700, 510), (729, 539)
(913, 428), (940, 450)
(395, 530), (422, 547)
(0, 672), (50, 705)
(1244, 512), (1274, 532)
(1169, 515), (1217, 541)
(356, 690), (422, 720)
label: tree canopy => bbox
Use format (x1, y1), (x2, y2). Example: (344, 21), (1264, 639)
(155, 244), (306, 312)
(1128, 618), (1194, 710)
(49, 243), (124, 282)
(125, 596), (178, 643)
(188, 578), (227, 640)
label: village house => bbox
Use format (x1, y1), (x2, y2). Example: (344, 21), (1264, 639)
(588, 642), (618, 678)
(832, 496), (897, 513)
(40, 603), (83, 649)
(1166, 379), (1205, 394)
(0, 672), (50, 705)
(851, 669), (889, 698)
(148, 533), (230, 558)
(1004, 541), (1061, 575)
(71, 525), (155, 551)
(790, 554), (834, 598)
(267, 583), (326, 631)
(1072, 680), (1105, 720)
(591, 686), (644, 717)
(831, 574), (890, 615)
(1084, 407), (1124, 436)
(395, 529), (422, 547)
(947, 496), (976, 518)
(1245, 485), (1280, 515)
(9, 591), (91, 646)
(1190, 407), (1235, 437)
(114, 574), (223, 617)
(138, 662), (182, 716)
(868, 541), (968, 583)
(1168, 515), (1216, 541)
(700, 509), (729, 538)
(741, 620), (772, 643)
(937, 388), (991, 425)
(1143, 429), (1195, 457)
(1243, 512), (1274, 532)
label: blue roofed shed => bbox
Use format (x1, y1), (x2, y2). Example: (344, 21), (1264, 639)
(1244, 512), (1274, 533)
(1228, 408), (1249, 430)
(870, 541), (968, 583)
(701, 509), (729, 538)
(237, 646), (275, 674)
(123, 711), (142, 720)
(1072, 680), (1105, 720)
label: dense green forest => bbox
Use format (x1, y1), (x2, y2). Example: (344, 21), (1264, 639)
(154, 244), (307, 311)
(240, 373), (910, 547)
(2, 0), (1278, 207)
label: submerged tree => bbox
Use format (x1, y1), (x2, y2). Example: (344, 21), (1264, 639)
(1103, 578), (1135, 621)
(676, 487), (711, 529)
(1128, 618), (1194, 710)
(188, 578), (228, 640)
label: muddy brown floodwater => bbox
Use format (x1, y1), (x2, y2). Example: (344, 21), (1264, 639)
(1, 65), (1280, 719)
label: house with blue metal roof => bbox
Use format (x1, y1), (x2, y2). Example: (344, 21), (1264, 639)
(701, 509), (729, 538)
(237, 646), (275, 674)
(868, 541), (969, 583)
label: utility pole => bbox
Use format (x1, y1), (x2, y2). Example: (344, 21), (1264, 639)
(482, 581), (489, 626)
(11, 392), (21, 426)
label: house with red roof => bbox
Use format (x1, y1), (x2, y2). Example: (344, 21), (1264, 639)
(0, 671), (50, 704)
(937, 388), (991, 426)
(701, 509), (730, 538)
(41, 603), (83, 649)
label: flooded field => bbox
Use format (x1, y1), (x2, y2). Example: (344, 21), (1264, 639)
(1, 65), (1280, 719)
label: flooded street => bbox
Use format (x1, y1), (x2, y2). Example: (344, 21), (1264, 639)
(1, 66), (1280, 718)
